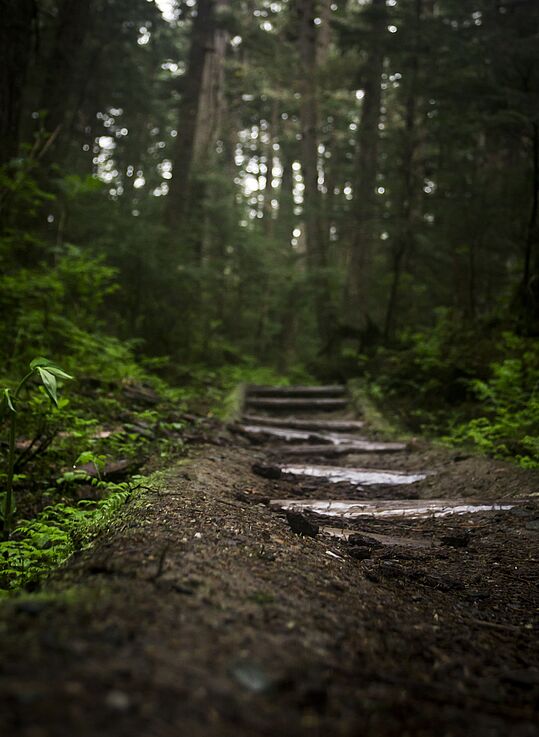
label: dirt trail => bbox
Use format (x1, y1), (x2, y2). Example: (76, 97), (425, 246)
(1, 385), (538, 737)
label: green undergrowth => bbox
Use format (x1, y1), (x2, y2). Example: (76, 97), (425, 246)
(0, 347), (307, 595)
(348, 379), (406, 440)
(0, 479), (138, 596)
(361, 313), (539, 468)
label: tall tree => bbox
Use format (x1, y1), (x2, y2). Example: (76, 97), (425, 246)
(0, 0), (35, 166)
(384, 0), (431, 340)
(344, 0), (386, 333)
(167, 0), (229, 237)
(38, 0), (94, 150)
(296, 0), (334, 344)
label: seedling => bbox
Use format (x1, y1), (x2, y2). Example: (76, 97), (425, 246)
(1, 357), (73, 539)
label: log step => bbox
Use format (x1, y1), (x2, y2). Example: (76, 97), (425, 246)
(274, 441), (407, 456)
(270, 498), (514, 519)
(247, 385), (346, 398)
(245, 397), (348, 412)
(233, 424), (336, 444)
(241, 415), (365, 432)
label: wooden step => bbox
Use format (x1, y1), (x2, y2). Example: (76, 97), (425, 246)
(245, 397), (348, 412)
(270, 498), (514, 519)
(247, 385), (346, 398)
(274, 441), (407, 456)
(232, 424), (335, 444)
(241, 415), (365, 432)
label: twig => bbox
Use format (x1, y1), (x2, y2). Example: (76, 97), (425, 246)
(148, 545), (169, 582)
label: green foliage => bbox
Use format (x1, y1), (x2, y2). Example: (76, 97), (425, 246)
(364, 310), (487, 432)
(166, 361), (313, 418)
(445, 334), (539, 467)
(365, 319), (539, 468)
(0, 480), (136, 594)
(1, 357), (73, 537)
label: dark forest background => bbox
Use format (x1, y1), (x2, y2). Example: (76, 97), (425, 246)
(1, 0), (538, 465)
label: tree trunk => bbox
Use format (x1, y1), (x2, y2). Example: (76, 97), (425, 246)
(38, 0), (94, 143)
(345, 0), (386, 331)
(0, 0), (35, 166)
(297, 0), (334, 344)
(519, 120), (539, 332)
(384, 0), (428, 341)
(277, 134), (295, 244)
(167, 0), (228, 234)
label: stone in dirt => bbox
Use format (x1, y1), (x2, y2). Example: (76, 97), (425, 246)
(348, 545), (374, 561)
(285, 510), (319, 537)
(347, 533), (383, 549)
(252, 462), (282, 479)
(440, 530), (470, 548)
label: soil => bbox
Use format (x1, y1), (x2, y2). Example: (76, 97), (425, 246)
(0, 397), (538, 737)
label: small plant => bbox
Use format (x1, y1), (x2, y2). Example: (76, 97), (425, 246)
(1, 357), (73, 538)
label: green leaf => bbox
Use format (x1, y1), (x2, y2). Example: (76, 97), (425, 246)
(36, 367), (58, 406)
(30, 356), (54, 369)
(44, 366), (74, 381)
(3, 388), (16, 414)
(30, 357), (73, 381)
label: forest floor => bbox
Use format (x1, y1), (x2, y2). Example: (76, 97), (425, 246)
(0, 386), (538, 737)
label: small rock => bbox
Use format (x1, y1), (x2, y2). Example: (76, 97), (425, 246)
(348, 533), (383, 549)
(348, 545), (373, 561)
(252, 463), (282, 480)
(286, 511), (319, 537)
(440, 530), (470, 548)
(231, 661), (273, 694)
(235, 490), (269, 505)
(364, 561), (403, 582)
(464, 589), (489, 601)
(105, 690), (131, 711)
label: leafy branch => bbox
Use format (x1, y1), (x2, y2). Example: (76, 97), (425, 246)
(1, 357), (73, 539)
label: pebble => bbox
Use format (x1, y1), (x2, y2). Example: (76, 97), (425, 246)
(286, 510), (319, 537)
(105, 690), (131, 711)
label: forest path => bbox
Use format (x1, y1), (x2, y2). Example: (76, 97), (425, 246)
(1, 385), (538, 737)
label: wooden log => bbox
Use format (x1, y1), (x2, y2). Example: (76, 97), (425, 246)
(232, 424), (335, 444)
(244, 397), (348, 412)
(241, 415), (365, 432)
(272, 441), (407, 456)
(247, 385), (345, 398)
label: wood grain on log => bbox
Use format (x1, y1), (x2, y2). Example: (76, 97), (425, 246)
(247, 385), (345, 398)
(245, 398), (348, 412)
(241, 415), (365, 431)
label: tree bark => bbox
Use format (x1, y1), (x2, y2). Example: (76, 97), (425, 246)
(297, 0), (334, 344)
(38, 0), (94, 143)
(0, 0), (35, 166)
(167, 0), (228, 233)
(345, 0), (386, 331)
(519, 120), (539, 332)
(384, 0), (429, 341)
